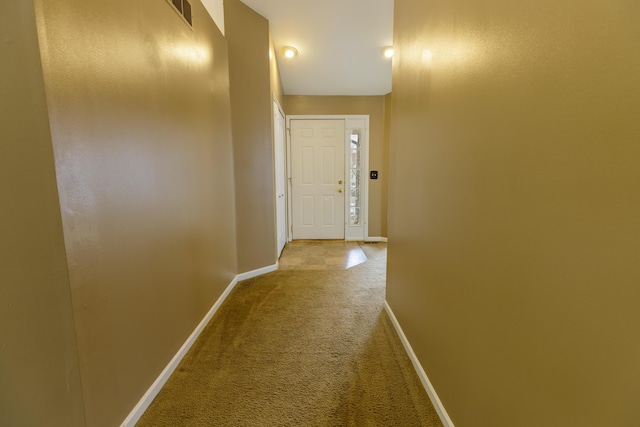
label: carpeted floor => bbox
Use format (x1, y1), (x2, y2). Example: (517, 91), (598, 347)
(137, 242), (442, 426)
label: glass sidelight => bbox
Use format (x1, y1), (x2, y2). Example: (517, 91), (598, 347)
(349, 130), (362, 225)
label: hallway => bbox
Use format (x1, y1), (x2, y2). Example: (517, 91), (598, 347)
(137, 242), (442, 426)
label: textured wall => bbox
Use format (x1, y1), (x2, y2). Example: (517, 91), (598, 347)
(34, 0), (238, 425)
(388, 0), (640, 426)
(381, 93), (391, 237)
(285, 95), (388, 238)
(225, 0), (277, 272)
(0, 2), (85, 426)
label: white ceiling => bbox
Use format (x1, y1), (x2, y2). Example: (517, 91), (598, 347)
(238, 0), (394, 96)
(202, 0), (225, 34)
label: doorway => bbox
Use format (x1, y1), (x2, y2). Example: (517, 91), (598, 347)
(287, 115), (370, 242)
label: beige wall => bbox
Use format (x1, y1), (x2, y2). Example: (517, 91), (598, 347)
(226, 0), (277, 272)
(33, 0), (238, 425)
(382, 93), (391, 237)
(0, 3), (85, 426)
(285, 95), (388, 237)
(388, 0), (640, 426)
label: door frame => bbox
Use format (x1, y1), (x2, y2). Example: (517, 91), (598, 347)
(286, 115), (370, 242)
(273, 96), (287, 258)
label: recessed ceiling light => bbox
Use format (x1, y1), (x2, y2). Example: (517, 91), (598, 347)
(381, 46), (393, 59)
(282, 46), (298, 58)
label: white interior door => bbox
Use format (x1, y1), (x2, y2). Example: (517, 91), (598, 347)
(274, 101), (287, 257)
(291, 119), (345, 239)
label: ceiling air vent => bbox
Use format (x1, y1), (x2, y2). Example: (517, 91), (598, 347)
(166, 0), (193, 27)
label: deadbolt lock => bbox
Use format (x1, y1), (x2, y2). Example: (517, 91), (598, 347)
(338, 180), (343, 185)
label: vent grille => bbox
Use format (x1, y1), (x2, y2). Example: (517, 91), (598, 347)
(183, 0), (192, 25)
(166, 0), (192, 27)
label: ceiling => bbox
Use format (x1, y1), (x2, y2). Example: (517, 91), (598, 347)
(239, 0), (394, 96)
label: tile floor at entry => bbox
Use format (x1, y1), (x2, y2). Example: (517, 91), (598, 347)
(278, 240), (368, 270)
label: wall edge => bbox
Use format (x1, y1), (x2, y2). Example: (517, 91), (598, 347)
(120, 275), (241, 426)
(237, 262), (279, 282)
(384, 301), (455, 427)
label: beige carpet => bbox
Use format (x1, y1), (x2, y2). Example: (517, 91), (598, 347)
(137, 243), (442, 426)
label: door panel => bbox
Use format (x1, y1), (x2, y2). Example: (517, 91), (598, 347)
(302, 147), (314, 184)
(302, 196), (314, 226)
(291, 120), (345, 239)
(322, 147), (336, 184)
(322, 196), (335, 225)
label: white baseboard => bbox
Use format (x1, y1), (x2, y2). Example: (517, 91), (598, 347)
(121, 261), (280, 426)
(121, 275), (240, 426)
(365, 236), (388, 242)
(236, 262), (278, 281)
(384, 301), (455, 427)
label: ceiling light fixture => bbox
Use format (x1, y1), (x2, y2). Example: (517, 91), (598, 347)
(381, 46), (394, 59)
(282, 46), (298, 58)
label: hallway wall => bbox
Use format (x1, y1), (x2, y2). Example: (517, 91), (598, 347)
(382, 93), (392, 238)
(225, 0), (277, 272)
(33, 0), (238, 425)
(387, 0), (640, 426)
(285, 95), (388, 238)
(0, 2), (85, 425)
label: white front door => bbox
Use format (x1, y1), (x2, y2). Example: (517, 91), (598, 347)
(291, 119), (345, 239)
(274, 101), (287, 257)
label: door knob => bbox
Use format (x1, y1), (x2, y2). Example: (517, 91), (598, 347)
(338, 180), (343, 185)
(338, 188), (343, 193)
